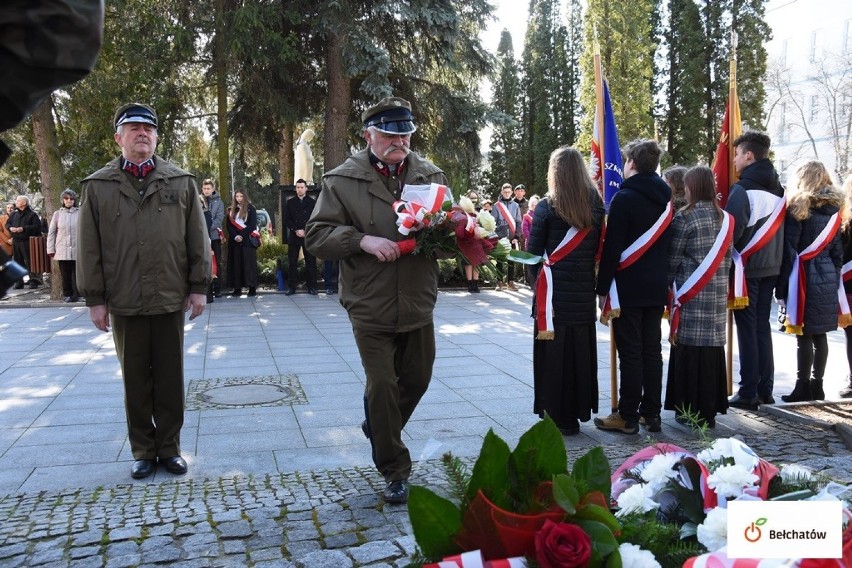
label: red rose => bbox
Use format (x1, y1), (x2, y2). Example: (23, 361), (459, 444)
(534, 520), (592, 568)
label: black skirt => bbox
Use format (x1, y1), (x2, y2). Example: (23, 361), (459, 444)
(533, 322), (599, 426)
(664, 344), (728, 421)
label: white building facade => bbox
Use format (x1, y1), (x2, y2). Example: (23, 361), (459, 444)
(764, 0), (852, 184)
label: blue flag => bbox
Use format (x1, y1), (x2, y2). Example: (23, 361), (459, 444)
(591, 80), (623, 208)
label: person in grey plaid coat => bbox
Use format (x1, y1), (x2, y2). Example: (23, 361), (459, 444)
(664, 166), (732, 428)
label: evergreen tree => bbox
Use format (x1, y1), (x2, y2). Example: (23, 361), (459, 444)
(519, 0), (559, 195)
(580, 0), (656, 149)
(663, 0), (708, 165)
(485, 30), (521, 193)
(732, 0), (771, 131)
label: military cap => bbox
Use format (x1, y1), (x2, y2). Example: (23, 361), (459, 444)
(114, 103), (158, 129)
(362, 97), (417, 135)
(514, 184), (526, 191)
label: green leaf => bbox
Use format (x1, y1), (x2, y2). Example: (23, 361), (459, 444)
(509, 417), (568, 508)
(605, 548), (623, 568)
(508, 249), (542, 265)
(574, 503), (621, 534)
(467, 429), (512, 510)
(575, 519), (619, 558)
(552, 474), (579, 514)
(679, 521), (698, 539)
(407, 485), (463, 559)
(572, 447), (612, 503)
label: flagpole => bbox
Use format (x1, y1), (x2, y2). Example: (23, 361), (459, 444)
(593, 32), (618, 412)
(726, 31), (738, 395)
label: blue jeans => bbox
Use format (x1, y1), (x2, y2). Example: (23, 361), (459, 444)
(323, 260), (338, 291)
(733, 276), (777, 399)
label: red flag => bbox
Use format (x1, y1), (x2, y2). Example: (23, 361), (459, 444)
(712, 49), (742, 208)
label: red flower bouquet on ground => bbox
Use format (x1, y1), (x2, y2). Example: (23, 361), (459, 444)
(408, 417), (622, 567)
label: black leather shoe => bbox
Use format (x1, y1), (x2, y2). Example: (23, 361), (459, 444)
(639, 415), (662, 432)
(131, 459), (156, 479)
(325, 288), (334, 294)
(161, 456), (188, 475)
(361, 420), (371, 439)
(63, 296), (72, 303)
(758, 394), (775, 405)
(308, 289), (318, 295)
(558, 420), (580, 436)
(382, 479), (409, 504)
(728, 394), (759, 410)
(13, 283), (24, 290)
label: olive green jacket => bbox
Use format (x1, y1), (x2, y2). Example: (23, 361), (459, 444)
(306, 148), (447, 332)
(77, 156), (211, 316)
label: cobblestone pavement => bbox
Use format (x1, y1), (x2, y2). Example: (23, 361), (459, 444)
(0, 286), (850, 567)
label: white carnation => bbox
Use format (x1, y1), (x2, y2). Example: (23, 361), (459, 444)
(641, 453), (681, 490)
(707, 464), (759, 498)
(696, 507), (728, 552)
(458, 195), (476, 214)
(615, 483), (659, 517)
(618, 543), (661, 568)
(474, 227), (490, 239)
(477, 210), (496, 233)
(780, 464), (813, 484)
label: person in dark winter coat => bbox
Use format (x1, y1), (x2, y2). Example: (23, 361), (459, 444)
(226, 189), (259, 297)
(840, 173), (852, 399)
(5, 195), (42, 288)
(775, 161), (844, 402)
(724, 131), (786, 410)
(527, 147), (604, 436)
(284, 179), (318, 295)
(201, 179), (225, 298)
(594, 139), (672, 435)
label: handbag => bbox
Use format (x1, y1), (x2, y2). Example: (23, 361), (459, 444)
(249, 230), (261, 248)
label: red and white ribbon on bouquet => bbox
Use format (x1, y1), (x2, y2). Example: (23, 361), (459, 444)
(785, 212), (841, 335)
(535, 226), (591, 340)
(424, 550), (527, 568)
(729, 195), (786, 308)
(684, 546), (846, 567)
(600, 201), (673, 324)
(393, 183), (451, 235)
(668, 211), (733, 344)
(838, 260), (852, 327)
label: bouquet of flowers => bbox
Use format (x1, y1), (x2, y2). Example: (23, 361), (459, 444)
(407, 418), (852, 568)
(393, 184), (511, 281)
(408, 417), (624, 567)
(611, 437), (852, 567)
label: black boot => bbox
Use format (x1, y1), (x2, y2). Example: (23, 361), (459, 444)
(840, 377), (852, 398)
(810, 379), (824, 401)
(472, 281), (480, 293)
(467, 280), (474, 293)
(781, 379), (812, 403)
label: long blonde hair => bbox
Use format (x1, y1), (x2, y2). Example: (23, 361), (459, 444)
(841, 173), (852, 232)
(230, 189), (251, 221)
(546, 146), (600, 229)
(787, 161), (836, 221)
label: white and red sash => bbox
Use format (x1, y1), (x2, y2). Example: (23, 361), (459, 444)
(839, 260), (852, 327)
(600, 201), (673, 323)
(535, 226), (592, 340)
(494, 201), (516, 237)
(424, 550), (527, 568)
(729, 196), (786, 308)
(785, 212), (841, 335)
(668, 211), (734, 344)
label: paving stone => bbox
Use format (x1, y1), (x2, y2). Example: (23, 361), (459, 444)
(295, 549), (353, 568)
(69, 545), (100, 559)
(105, 541), (139, 558)
(0, 543), (27, 559)
(247, 547), (283, 562)
(285, 540), (322, 558)
(71, 529), (104, 547)
(105, 553), (142, 568)
(319, 520), (357, 535)
(108, 526), (142, 542)
(217, 521), (253, 539)
(362, 525), (404, 542)
(70, 556), (106, 568)
(30, 547), (65, 565)
(323, 532), (359, 549)
(222, 540), (246, 555)
(347, 541), (401, 564)
(141, 545), (181, 564)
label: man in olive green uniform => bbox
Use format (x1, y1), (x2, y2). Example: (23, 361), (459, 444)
(77, 103), (210, 480)
(306, 97), (448, 504)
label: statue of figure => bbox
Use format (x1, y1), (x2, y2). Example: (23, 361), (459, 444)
(294, 128), (315, 184)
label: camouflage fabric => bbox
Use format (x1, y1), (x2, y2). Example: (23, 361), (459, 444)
(0, 0), (104, 133)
